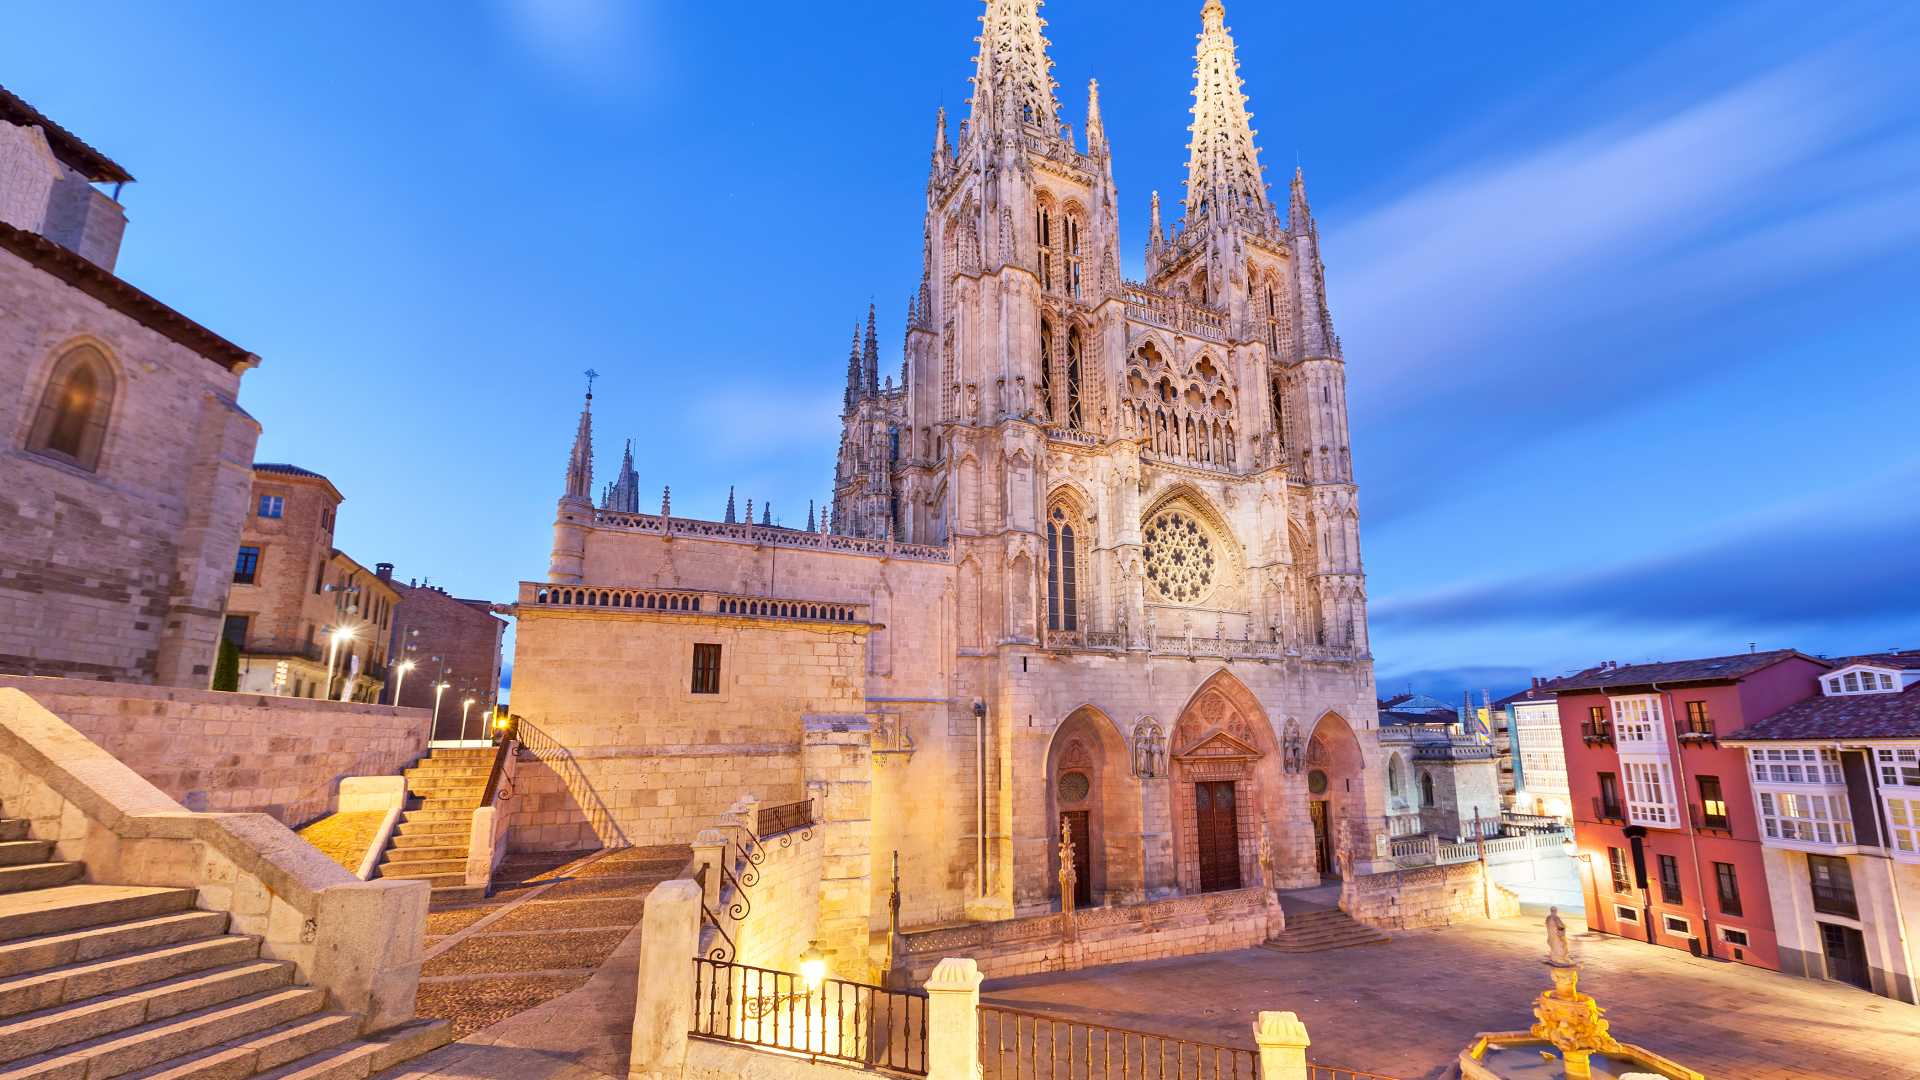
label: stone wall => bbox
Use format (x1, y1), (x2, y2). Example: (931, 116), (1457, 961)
(731, 825), (824, 973)
(895, 886), (1271, 983)
(0, 674), (430, 826)
(1342, 859), (1521, 930)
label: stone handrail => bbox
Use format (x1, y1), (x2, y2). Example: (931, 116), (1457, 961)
(585, 510), (952, 563)
(518, 583), (869, 625)
(465, 739), (519, 891)
(1121, 281), (1230, 342)
(0, 689), (427, 1032)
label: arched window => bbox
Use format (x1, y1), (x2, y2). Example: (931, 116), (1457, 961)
(1065, 215), (1083, 298)
(1065, 328), (1084, 429)
(1036, 205), (1054, 292)
(1045, 503), (1080, 632)
(27, 344), (115, 471)
(1421, 772), (1436, 808)
(1388, 754), (1405, 797)
(1038, 319), (1054, 421)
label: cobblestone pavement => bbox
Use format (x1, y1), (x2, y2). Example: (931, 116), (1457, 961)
(980, 914), (1920, 1080)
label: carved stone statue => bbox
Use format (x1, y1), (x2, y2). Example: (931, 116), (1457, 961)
(1546, 906), (1572, 967)
(1057, 818), (1078, 915)
(1256, 822), (1274, 887)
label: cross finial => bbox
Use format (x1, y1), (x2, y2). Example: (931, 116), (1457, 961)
(584, 369), (600, 398)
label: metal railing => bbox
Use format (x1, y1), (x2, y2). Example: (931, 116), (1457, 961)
(757, 798), (814, 839)
(979, 1005), (1257, 1080)
(1688, 803), (1732, 834)
(1308, 1067), (1402, 1080)
(692, 957), (928, 1076)
(1580, 721), (1614, 746)
(1591, 796), (1626, 824)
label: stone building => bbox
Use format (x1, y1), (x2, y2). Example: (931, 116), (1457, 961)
(1377, 700), (1502, 841)
(222, 464), (398, 702)
(382, 573), (506, 739)
(510, 0), (1385, 963)
(0, 85), (260, 685)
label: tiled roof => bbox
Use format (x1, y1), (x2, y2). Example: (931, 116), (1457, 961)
(1380, 709), (1455, 728)
(253, 463), (328, 480)
(1834, 651), (1920, 671)
(1492, 685), (1550, 708)
(1540, 650), (1823, 693)
(1728, 684), (1920, 741)
(0, 84), (133, 183)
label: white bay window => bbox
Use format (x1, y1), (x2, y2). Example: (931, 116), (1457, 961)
(1612, 695), (1666, 752)
(1749, 746), (1854, 850)
(1877, 745), (1920, 861)
(1621, 757), (1680, 827)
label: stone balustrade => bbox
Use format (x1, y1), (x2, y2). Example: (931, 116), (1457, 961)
(518, 583), (868, 625)
(1122, 280), (1230, 341)
(586, 510), (952, 563)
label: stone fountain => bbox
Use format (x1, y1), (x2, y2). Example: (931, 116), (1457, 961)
(1458, 909), (1703, 1080)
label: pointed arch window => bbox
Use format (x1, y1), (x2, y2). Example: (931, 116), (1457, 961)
(1036, 206), (1054, 292)
(1066, 328), (1084, 429)
(1065, 215), (1083, 299)
(27, 344), (116, 472)
(1046, 504), (1080, 632)
(1039, 319), (1054, 421)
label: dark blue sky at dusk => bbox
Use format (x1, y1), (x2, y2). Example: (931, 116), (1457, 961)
(6, 1), (1918, 700)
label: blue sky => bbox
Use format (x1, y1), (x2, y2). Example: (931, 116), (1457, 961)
(7, 1), (1918, 700)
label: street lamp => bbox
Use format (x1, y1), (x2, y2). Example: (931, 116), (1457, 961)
(461, 697), (477, 742)
(432, 681), (451, 737)
(799, 941), (827, 990)
(324, 625), (358, 701)
(393, 659), (417, 704)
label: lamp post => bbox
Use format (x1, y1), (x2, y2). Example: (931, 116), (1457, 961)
(461, 697), (477, 742)
(432, 681), (450, 739)
(392, 659), (417, 705)
(324, 625), (358, 701)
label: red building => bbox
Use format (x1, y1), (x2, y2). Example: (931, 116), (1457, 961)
(1550, 650), (1828, 970)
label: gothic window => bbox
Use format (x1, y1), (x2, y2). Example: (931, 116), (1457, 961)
(1065, 328), (1084, 429)
(1036, 204), (1054, 292)
(1142, 508), (1216, 605)
(1046, 504), (1080, 632)
(1039, 320), (1054, 420)
(1270, 377), (1288, 449)
(1065, 215), (1083, 299)
(1421, 772), (1436, 808)
(26, 344), (116, 472)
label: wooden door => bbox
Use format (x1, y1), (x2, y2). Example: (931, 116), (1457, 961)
(1310, 800), (1332, 876)
(1060, 811), (1092, 908)
(1820, 922), (1871, 990)
(1195, 781), (1241, 892)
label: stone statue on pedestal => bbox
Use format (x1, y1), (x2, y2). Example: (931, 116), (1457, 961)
(1546, 907), (1571, 967)
(1057, 818), (1078, 915)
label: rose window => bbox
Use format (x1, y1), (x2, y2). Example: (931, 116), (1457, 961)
(1142, 510), (1216, 604)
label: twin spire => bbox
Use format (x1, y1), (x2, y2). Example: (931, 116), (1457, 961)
(1184, 0), (1269, 224)
(969, 0), (1060, 136)
(842, 302), (884, 410)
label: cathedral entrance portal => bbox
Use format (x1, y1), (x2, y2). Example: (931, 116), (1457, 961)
(1308, 798), (1331, 877)
(1195, 781), (1242, 892)
(1042, 707), (1140, 908)
(1169, 672), (1285, 895)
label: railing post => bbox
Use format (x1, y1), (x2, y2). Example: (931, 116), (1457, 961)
(692, 829), (728, 912)
(629, 879), (700, 1080)
(1253, 1011), (1311, 1080)
(924, 957), (983, 1080)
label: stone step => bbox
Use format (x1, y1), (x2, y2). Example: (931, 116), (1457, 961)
(428, 884), (487, 905)
(118, 1011), (360, 1080)
(405, 785), (485, 804)
(376, 869), (464, 890)
(378, 855), (465, 876)
(252, 1016), (452, 1080)
(0, 862), (84, 895)
(424, 750), (493, 765)
(0, 886), (198, 946)
(400, 809), (472, 826)
(0, 821), (28, 843)
(0, 984), (326, 1079)
(416, 798), (480, 814)
(380, 846), (464, 864)
(0, 960), (296, 1065)
(0, 842), (53, 868)
(389, 832), (466, 850)
(0, 934), (262, 1019)
(403, 765), (488, 781)
(0, 911), (230, 981)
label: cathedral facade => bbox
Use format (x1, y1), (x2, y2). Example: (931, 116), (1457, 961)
(511, 0), (1383, 951)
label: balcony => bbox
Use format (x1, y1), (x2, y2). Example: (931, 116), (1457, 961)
(1591, 796), (1627, 825)
(1580, 721), (1615, 747)
(1679, 716), (1718, 744)
(1688, 803), (1733, 835)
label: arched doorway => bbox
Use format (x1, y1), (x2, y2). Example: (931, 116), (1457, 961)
(1044, 707), (1137, 908)
(1168, 672), (1287, 894)
(1305, 711), (1370, 878)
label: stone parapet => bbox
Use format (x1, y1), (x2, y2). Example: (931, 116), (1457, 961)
(1342, 859), (1522, 930)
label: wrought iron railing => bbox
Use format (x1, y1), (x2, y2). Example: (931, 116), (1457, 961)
(757, 798), (815, 839)
(692, 957), (928, 1076)
(978, 1005), (1257, 1080)
(1591, 796), (1626, 824)
(1308, 1066), (1403, 1080)
(1580, 721), (1614, 746)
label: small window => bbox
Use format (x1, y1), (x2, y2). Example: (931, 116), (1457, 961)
(1699, 775), (1729, 831)
(1608, 846), (1631, 893)
(1614, 904), (1641, 924)
(690, 643), (722, 695)
(1663, 914), (1693, 937)
(1808, 854), (1858, 918)
(1719, 926), (1751, 947)
(221, 614), (249, 648)
(233, 546), (261, 585)
(26, 344), (116, 471)
(1421, 772), (1435, 807)
(1598, 772), (1623, 819)
(1715, 861), (1743, 917)
(1657, 854), (1682, 903)
(257, 494), (285, 518)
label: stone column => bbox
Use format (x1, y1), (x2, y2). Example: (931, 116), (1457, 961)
(630, 879), (701, 1080)
(804, 715), (874, 980)
(691, 829), (728, 913)
(924, 958), (984, 1080)
(1253, 1011), (1311, 1080)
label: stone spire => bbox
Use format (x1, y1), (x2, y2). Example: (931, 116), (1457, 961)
(761, 502), (772, 527)
(1289, 166), (1338, 358)
(933, 106), (950, 163)
(561, 377), (595, 504)
(862, 303), (880, 393)
(724, 486), (737, 524)
(1183, 0), (1270, 224)
(1085, 79), (1105, 153)
(601, 438), (640, 513)
(806, 500), (816, 531)
(842, 325), (863, 411)
(970, 0), (1061, 137)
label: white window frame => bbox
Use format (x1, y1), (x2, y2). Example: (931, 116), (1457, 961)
(1824, 665), (1901, 696)
(1755, 788), (1856, 850)
(1718, 925), (1751, 947)
(1662, 914), (1693, 938)
(1750, 746), (1844, 786)
(1614, 904), (1641, 925)
(1877, 745), (1920, 862)
(1611, 694), (1667, 753)
(1621, 755), (1680, 828)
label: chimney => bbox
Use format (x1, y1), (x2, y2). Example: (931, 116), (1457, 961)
(375, 562), (394, 582)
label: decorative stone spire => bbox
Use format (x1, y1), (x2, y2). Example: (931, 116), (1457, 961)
(969, 0), (1061, 137)
(1288, 164), (1312, 231)
(1085, 79), (1105, 153)
(862, 303), (880, 393)
(842, 325), (863, 411)
(933, 106), (949, 165)
(724, 486), (737, 524)
(1183, 0), (1270, 224)
(660, 485), (671, 517)
(744, 498), (754, 525)
(806, 500), (816, 531)
(601, 438), (640, 513)
(761, 502), (772, 527)
(561, 373), (595, 504)
(1289, 166), (1338, 358)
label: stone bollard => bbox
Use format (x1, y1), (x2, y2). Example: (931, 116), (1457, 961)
(630, 879), (701, 1080)
(924, 957), (984, 1080)
(692, 829), (728, 912)
(1253, 1011), (1311, 1080)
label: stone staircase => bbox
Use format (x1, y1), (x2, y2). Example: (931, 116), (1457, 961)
(1262, 891), (1390, 954)
(377, 748), (494, 904)
(0, 802), (448, 1079)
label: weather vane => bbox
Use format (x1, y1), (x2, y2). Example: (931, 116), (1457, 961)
(584, 368), (599, 397)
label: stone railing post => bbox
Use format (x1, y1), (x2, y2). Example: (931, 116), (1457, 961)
(692, 829), (728, 912)
(731, 793), (761, 844)
(630, 879), (701, 1080)
(924, 957), (983, 1080)
(1253, 1011), (1311, 1080)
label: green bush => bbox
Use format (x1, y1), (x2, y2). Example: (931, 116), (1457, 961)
(211, 636), (240, 692)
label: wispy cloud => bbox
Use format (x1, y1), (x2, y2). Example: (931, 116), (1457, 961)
(494, 0), (648, 92)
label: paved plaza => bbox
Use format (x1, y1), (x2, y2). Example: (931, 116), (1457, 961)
(981, 914), (1920, 1080)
